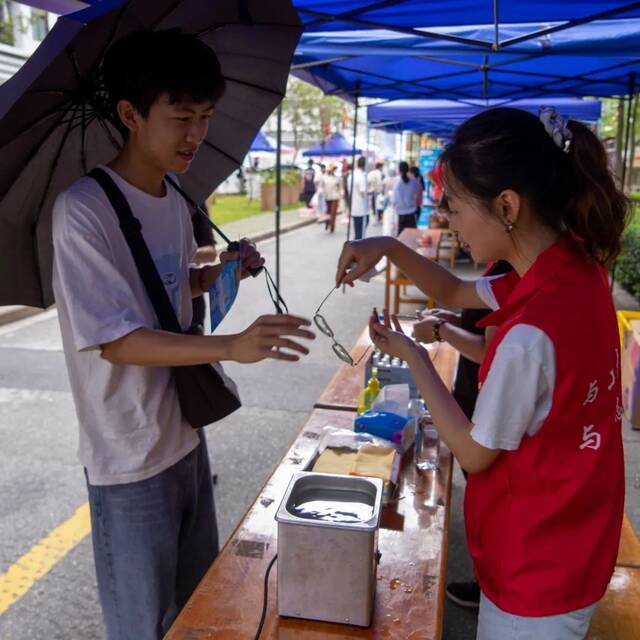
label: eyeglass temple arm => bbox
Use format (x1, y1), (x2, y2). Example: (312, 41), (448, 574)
(315, 286), (338, 316)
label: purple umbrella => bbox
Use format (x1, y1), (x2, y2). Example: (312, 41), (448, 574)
(0, 0), (302, 307)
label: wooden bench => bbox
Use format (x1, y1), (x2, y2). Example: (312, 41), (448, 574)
(588, 514), (640, 639)
(165, 334), (458, 640)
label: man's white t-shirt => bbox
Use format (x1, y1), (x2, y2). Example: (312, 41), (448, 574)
(52, 166), (199, 485)
(350, 168), (368, 217)
(469, 276), (557, 450)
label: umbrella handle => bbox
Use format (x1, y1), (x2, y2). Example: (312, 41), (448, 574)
(227, 241), (264, 278)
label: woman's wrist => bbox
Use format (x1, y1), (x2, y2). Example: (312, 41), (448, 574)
(432, 320), (447, 343)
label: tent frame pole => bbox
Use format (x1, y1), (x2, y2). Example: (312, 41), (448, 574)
(347, 89), (360, 243)
(611, 72), (636, 291)
(627, 93), (639, 191)
(622, 73), (636, 190)
(275, 102), (282, 291)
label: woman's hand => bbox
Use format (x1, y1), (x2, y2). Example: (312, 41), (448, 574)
(336, 237), (395, 287)
(368, 307), (420, 363)
(412, 316), (443, 344)
(229, 315), (315, 363)
(418, 308), (460, 326)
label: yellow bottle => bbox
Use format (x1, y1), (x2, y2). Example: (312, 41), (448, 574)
(357, 368), (381, 416)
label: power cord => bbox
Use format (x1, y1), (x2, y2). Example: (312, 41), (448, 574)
(254, 554), (278, 640)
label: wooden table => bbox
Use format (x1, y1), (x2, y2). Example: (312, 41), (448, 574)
(165, 339), (458, 640)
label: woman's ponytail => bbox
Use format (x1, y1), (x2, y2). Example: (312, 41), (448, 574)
(399, 161), (410, 184)
(564, 120), (630, 264)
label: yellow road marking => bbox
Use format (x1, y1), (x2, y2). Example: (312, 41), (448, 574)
(0, 502), (91, 616)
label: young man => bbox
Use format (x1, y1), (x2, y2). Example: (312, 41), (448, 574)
(51, 30), (314, 640)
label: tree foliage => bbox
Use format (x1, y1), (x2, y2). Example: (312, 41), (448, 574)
(281, 76), (352, 155)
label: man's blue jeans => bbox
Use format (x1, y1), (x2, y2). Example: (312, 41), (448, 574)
(86, 432), (218, 640)
(353, 215), (368, 240)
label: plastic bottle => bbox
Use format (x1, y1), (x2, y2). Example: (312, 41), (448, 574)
(357, 367), (381, 415)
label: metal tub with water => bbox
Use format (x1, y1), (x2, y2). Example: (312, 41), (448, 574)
(275, 471), (384, 627)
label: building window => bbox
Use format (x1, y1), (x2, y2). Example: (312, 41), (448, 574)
(31, 9), (48, 42)
(0, 0), (15, 46)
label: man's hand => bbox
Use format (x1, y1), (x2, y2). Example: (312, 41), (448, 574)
(229, 315), (316, 363)
(237, 238), (265, 279)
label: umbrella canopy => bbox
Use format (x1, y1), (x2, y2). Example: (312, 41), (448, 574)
(368, 97), (602, 135)
(0, 0), (302, 308)
(302, 132), (361, 156)
(250, 130), (276, 152)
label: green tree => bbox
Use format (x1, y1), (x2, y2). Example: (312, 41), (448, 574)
(281, 76), (352, 156)
(0, 0), (15, 46)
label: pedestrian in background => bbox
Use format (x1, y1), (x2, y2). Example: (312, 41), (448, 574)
(367, 161), (384, 224)
(322, 163), (342, 233)
(392, 161), (421, 235)
(302, 159), (316, 208)
(351, 156), (369, 240)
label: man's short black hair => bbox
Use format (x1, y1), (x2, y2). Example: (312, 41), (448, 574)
(357, 156), (366, 169)
(102, 29), (226, 135)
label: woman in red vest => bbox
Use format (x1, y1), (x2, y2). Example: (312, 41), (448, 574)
(335, 107), (628, 639)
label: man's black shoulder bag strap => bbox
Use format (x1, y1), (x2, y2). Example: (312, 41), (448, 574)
(89, 167), (241, 428)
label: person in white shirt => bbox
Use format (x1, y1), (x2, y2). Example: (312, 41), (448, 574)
(321, 163), (343, 233)
(392, 161), (421, 235)
(350, 156), (369, 239)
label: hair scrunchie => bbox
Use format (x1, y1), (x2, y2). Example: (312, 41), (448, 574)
(539, 106), (573, 153)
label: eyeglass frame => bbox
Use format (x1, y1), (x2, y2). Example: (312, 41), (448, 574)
(313, 286), (370, 367)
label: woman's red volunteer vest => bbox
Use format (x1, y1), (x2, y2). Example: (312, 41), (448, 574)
(466, 234), (625, 616)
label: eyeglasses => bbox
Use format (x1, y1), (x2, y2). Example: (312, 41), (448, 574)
(314, 287), (370, 367)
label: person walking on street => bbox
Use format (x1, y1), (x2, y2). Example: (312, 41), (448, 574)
(314, 163), (327, 218)
(410, 165), (426, 223)
(302, 159), (316, 208)
(392, 161), (421, 235)
(322, 163), (342, 233)
(367, 161), (384, 224)
(351, 156), (369, 240)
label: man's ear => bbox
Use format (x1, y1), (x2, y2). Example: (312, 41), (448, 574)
(115, 99), (141, 134)
(496, 189), (521, 226)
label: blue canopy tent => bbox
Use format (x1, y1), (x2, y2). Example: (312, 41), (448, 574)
(293, 20), (640, 102)
(303, 132), (362, 156)
(250, 131), (276, 153)
(367, 98), (603, 137)
(296, 2), (640, 40)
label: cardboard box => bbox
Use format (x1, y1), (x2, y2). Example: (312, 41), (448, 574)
(620, 314), (640, 428)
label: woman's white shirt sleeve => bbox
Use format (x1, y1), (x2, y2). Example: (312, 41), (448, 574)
(475, 275), (503, 310)
(470, 324), (556, 450)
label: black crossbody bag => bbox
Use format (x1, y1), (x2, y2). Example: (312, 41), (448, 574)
(89, 168), (241, 428)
